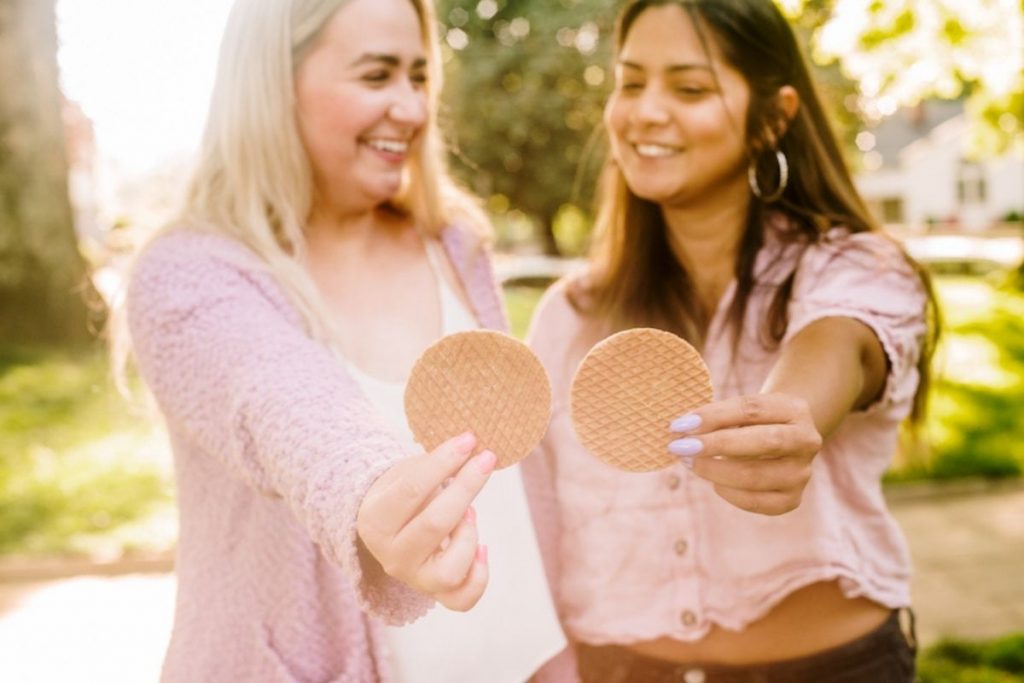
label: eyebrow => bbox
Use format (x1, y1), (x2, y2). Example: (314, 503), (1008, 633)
(350, 53), (427, 69)
(618, 60), (713, 74)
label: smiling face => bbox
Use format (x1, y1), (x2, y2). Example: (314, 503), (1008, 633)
(605, 4), (752, 208)
(295, 0), (428, 215)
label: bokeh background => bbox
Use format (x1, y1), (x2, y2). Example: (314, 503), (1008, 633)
(1, 0), (1023, 681)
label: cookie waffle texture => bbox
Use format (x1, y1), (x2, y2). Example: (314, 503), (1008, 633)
(405, 330), (552, 469)
(570, 328), (712, 472)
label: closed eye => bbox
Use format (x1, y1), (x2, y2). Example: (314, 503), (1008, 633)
(362, 70), (390, 83)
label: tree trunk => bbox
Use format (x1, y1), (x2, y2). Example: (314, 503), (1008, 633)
(536, 210), (561, 257)
(0, 0), (97, 347)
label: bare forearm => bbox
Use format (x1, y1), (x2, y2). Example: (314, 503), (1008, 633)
(760, 317), (884, 438)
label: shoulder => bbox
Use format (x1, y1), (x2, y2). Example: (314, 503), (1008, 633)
(811, 228), (911, 270)
(128, 227), (298, 325)
(526, 276), (591, 356)
(792, 228), (926, 301)
(783, 227), (930, 350)
(761, 215), (912, 280)
(132, 228), (265, 282)
(530, 278), (574, 322)
(524, 279), (582, 391)
(439, 220), (490, 263)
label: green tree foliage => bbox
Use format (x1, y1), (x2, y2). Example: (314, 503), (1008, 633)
(437, 0), (618, 254)
(804, 0), (1024, 155)
(926, 282), (1024, 478)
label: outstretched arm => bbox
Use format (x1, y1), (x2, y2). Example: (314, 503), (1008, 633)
(763, 315), (888, 435)
(668, 316), (887, 515)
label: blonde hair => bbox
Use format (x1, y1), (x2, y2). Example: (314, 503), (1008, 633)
(113, 0), (488, 372)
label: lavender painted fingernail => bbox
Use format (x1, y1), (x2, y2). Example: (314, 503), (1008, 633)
(670, 413), (702, 433)
(669, 438), (704, 457)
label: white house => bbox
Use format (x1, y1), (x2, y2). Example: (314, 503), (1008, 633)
(855, 101), (1024, 232)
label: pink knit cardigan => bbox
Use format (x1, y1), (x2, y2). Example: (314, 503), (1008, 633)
(127, 226), (507, 682)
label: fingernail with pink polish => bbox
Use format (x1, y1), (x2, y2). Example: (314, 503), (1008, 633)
(474, 450), (497, 474)
(464, 506), (476, 523)
(454, 432), (476, 454)
(476, 545), (488, 564)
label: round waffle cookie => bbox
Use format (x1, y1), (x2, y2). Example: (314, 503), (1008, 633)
(570, 328), (713, 472)
(404, 330), (552, 469)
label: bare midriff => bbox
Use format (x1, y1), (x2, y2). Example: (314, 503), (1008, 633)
(624, 581), (892, 665)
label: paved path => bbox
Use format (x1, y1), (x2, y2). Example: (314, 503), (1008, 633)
(1, 484), (1021, 682)
(0, 573), (174, 683)
(888, 482), (1024, 645)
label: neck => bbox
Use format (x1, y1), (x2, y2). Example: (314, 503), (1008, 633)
(303, 205), (413, 261)
(305, 169), (404, 240)
(661, 186), (750, 316)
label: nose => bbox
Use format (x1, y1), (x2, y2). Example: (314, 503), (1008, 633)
(632, 85), (670, 127)
(389, 80), (428, 127)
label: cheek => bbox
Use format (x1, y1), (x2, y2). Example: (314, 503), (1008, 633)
(300, 94), (368, 159)
(691, 103), (745, 152)
(297, 90), (335, 138)
(603, 99), (629, 154)
(303, 89), (348, 129)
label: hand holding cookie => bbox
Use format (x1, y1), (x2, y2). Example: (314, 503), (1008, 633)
(669, 393), (823, 516)
(359, 330), (551, 608)
(356, 432), (496, 612)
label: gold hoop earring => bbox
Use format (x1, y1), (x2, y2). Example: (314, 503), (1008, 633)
(748, 149), (789, 202)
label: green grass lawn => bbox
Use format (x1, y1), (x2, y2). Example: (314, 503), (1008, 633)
(0, 347), (174, 557)
(919, 633), (1024, 682)
(505, 284), (546, 340)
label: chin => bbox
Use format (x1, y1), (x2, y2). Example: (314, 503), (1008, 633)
(620, 172), (678, 201)
(628, 184), (682, 205)
(362, 179), (404, 204)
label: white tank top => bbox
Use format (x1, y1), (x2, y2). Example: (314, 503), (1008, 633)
(344, 238), (566, 683)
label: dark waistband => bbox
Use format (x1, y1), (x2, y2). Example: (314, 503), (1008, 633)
(576, 609), (916, 683)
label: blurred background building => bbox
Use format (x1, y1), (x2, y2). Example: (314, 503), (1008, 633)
(857, 100), (1024, 233)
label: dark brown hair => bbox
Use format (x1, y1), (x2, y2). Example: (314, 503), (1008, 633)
(573, 0), (939, 420)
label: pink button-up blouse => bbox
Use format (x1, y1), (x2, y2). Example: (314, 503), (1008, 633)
(521, 222), (929, 646)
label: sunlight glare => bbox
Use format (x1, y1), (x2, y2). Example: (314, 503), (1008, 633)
(57, 0), (234, 173)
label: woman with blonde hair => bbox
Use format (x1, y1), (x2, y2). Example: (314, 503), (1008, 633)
(123, 0), (564, 680)
(524, 0), (938, 681)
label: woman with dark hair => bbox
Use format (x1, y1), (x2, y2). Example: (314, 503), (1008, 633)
(523, 1), (938, 681)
